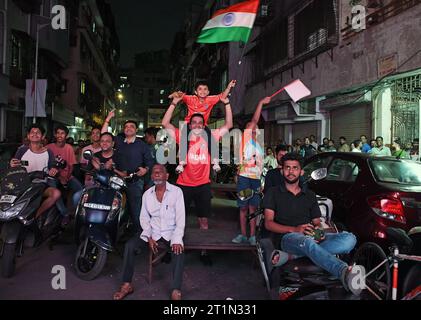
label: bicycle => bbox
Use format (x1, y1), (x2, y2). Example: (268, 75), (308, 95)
(352, 227), (421, 300)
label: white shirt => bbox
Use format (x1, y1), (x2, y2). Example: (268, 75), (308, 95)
(21, 149), (50, 173)
(140, 182), (185, 246)
(352, 148), (362, 153)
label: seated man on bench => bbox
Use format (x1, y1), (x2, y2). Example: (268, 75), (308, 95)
(113, 164), (186, 300)
(262, 153), (361, 296)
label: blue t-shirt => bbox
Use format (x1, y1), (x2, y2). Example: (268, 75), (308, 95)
(362, 143), (371, 153)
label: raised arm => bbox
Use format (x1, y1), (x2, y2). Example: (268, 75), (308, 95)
(102, 110), (115, 133)
(162, 95), (183, 139)
(248, 97), (271, 129)
(218, 97), (233, 136)
(220, 80), (236, 100)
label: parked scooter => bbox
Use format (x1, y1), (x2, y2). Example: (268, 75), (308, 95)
(0, 159), (66, 278)
(74, 150), (128, 280)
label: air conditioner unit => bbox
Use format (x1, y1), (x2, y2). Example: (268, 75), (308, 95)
(307, 28), (327, 51)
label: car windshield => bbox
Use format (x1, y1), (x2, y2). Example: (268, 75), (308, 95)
(370, 159), (421, 186)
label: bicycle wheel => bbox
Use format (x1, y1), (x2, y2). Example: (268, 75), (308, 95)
(402, 264), (421, 300)
(352, 242), (391, 300)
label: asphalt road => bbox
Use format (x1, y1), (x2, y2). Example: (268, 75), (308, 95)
(0, 196), (268, 300)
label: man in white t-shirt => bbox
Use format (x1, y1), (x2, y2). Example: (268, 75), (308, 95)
(10, 125), (62, 219)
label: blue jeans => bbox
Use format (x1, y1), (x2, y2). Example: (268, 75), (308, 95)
(280, 232), (357, 279)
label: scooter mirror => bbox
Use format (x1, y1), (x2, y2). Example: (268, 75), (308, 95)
(237, 188), (254, 201)
(311, 168), (327, 181)
(83, 150), (93, 161)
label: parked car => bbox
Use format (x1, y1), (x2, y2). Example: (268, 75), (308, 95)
(303, 152), (421, 246)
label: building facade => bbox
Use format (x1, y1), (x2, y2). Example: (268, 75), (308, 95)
(230, 0), (421, 149)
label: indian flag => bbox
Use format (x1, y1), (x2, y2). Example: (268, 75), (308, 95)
(197, 0), (260, 44)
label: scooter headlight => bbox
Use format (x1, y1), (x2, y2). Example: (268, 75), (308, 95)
(109, 176), (125, 190)
(0, 201), (27, 220)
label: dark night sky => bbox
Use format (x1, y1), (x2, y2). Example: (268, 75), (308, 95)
(110, 0), (196, 67)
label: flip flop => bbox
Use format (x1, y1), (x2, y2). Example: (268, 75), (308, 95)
(171, 289), (182, 300)
(113, 284), (134, 300)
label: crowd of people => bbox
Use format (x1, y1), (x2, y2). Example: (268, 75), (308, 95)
(263, 134), (420, 167)
(10, 78), (419, 300)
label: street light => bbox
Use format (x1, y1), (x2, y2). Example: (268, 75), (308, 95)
(33, 22), (50, 124)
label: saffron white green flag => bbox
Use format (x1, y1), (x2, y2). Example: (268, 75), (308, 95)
(197, 0), (260, 44)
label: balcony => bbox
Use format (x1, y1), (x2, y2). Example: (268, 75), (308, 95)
(341, 0), (421, 40)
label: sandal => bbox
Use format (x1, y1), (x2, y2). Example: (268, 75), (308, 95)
(113, 283), (134, 300)
(171, 289), (182, 301)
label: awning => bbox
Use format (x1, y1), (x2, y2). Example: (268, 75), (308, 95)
(319, 90), (372, 110)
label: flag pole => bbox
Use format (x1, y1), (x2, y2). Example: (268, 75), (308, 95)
(238, 41), (248, 66)
(270, 87), (285, 99)
(33, 24), (40, 124)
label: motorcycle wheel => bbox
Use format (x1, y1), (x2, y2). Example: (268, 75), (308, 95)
(402, 264), (421, 300)
(1, 243), (16, 278)
(74, 240), (107, 281)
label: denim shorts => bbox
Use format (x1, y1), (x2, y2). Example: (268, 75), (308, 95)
(236, 175), (261, 208)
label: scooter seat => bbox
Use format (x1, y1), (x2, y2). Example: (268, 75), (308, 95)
(282, 257), (326, 275)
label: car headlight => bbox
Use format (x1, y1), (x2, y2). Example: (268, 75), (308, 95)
(0, 201), (27, 220)
(110, 176), (125, 190)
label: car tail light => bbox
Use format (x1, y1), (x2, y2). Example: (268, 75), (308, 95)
(367, 194), (406, 224)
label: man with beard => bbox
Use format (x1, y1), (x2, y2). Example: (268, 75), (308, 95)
(262, 153), (361, 296)
(113, 164), (185, 301)
(162, 94), (233, 265)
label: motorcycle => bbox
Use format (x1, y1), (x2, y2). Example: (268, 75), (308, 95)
(239, 168), (347, 300)
(73, 150), (128, 280)
(0, 159), (66, 278)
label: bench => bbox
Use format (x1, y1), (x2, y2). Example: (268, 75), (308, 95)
(148, 228), (256, 283)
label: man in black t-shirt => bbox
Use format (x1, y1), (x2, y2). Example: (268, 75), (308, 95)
(88, 132), (126, 177)
(262, 153), (361, 295)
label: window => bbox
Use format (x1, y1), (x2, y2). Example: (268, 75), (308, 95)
(148, 89), (154, 96)
(80, 79), (86, 95)
(294, 0), (337, 55)
(303, 156), (332, 179)
(370, 159), (421, 186)
(326, 159), (360, 182)
(160, 89), (165, 95)
(262, 18), (288, 68)
(10, 33), (22, 70)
